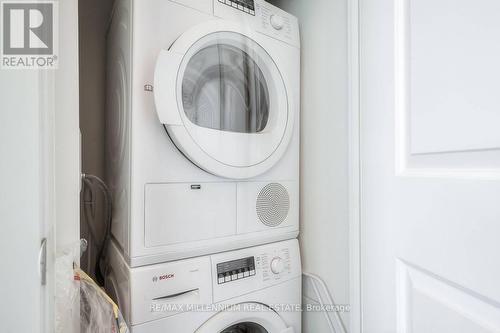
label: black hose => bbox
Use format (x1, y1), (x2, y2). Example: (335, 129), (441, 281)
(82, 177), (99, 240)
(81, 174), (112, 286)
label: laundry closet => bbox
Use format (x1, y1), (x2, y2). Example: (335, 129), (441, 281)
(78, 0), (349, 332)
(5, 0), (500, 331)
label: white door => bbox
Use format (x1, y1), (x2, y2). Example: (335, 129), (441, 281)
(0, 70), (49, 333)
(0, 1), (79, 331)
(359, 0), (500, 331)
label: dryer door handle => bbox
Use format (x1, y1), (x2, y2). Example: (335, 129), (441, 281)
(154, 49), (184, 125)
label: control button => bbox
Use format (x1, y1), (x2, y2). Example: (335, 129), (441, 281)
(250, 269), (256, 276)
(244, 271), (250, 277)
(218, 277), (225, 284)
(232, 2), (238, 8)
(224, 275), (231, 283)
(270, 14), (285, 30)
(238, 272), (244, 279)
(238, 5), (244, 10)
(250, 10), (255, 15)
(231, 273), (238, 281)
(270, 257), (285, 274)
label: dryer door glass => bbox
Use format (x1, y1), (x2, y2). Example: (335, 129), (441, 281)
(182, 44), (270, 134)
(221, 322), (268, 333)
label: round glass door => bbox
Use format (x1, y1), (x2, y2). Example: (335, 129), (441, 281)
(221, 322), (268, 333)
(155, 25), (294, 179)
(194, 303), (288, 333)
(176, 31), (288, 168)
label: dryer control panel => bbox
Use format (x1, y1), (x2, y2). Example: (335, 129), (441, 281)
(214, 0), (300, 48)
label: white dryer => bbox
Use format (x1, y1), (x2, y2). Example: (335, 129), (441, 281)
(105, 239), (302, 332)
(106, 0), (300, 267)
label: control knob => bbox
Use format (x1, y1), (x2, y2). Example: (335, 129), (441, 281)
(270, 257), (285, 274)
(270, 14), (285, 30)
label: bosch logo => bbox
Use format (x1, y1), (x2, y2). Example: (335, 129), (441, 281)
(152, 274), (175, 282)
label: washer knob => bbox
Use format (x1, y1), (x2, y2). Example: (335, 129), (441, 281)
(270, 257), (285, 274)
(270, 14), (285, 30)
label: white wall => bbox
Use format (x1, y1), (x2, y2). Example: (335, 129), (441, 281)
(270, 0), (350, 330)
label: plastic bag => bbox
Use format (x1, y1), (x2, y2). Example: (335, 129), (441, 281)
(76, 268), (129, 333)
(56, 241), (129, 333)
(56, 242), (81, 333)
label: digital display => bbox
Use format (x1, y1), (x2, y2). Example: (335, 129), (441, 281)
(218, 0), (255, 15)
(217, 257), (256, 284)
(234, 0), (255, 10)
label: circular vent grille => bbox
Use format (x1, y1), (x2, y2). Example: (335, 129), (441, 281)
(256, 183), (290, 227)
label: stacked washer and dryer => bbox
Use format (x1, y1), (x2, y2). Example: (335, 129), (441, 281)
(105, 0), (301, 332)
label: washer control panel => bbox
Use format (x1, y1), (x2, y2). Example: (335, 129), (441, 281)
(217, 0), (255, 15)
(217, 256), (256, 284)
(211, 239), (300, 303)
(257, 246), (292, 282)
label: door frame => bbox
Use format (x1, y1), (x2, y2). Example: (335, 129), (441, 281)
(51, 0), (80, 331)
(348, 0), (362, 332)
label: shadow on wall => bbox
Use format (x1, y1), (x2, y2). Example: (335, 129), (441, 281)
(302, 273), (348, 333)
(78, 0), (115, 277)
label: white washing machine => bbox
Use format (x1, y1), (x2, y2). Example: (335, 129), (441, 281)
(106, 0), (300, 267)
(105, 239), (302, 332)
